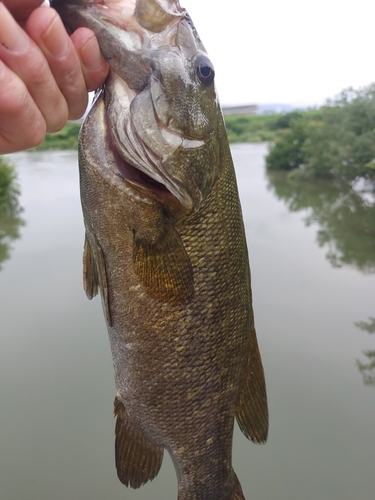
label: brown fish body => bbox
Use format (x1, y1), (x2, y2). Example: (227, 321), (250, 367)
(53, 0), (268, 498)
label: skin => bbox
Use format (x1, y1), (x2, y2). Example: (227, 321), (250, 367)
(0, 0), (109, 154)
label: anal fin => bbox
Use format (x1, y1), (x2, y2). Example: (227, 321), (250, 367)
(113, 397), (164, 488)
(235, 330), (269, 444)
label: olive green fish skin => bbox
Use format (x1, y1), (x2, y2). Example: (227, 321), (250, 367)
(53, 1), (268, 498)
(79, 98), (267, 499)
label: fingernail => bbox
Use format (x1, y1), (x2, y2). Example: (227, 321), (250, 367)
(0, 2), (28, 52)
(41, 13), (69, 58)
(79, 34), (104, 71)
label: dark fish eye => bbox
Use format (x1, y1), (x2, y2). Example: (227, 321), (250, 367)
(194, 54), (215, 86)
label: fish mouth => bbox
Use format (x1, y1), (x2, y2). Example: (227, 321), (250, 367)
(105, 115), (173, 202)
(54, 0), (213, 209)
(104, 92), (199, 211)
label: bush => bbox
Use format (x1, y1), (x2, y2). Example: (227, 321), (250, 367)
(0, 156), (20, 212)
(224, 114), (280, 143)
(266, 118), (308, 171)
(266, 83), (375, 183)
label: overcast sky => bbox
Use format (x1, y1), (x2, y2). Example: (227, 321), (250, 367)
(182, 0), (375, 107)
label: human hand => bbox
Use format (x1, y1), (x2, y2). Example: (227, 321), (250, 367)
(0, 1), (109, 154)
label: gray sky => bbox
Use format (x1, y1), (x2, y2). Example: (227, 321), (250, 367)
(183, 0), (375, 107)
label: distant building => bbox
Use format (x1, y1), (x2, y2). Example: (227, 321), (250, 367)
(221, 104), (259, 116)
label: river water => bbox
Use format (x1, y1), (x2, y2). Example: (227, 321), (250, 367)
(1, 144), (374, 500)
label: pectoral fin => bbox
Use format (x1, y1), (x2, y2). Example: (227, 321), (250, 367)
(83, 233), (112, 326)
(134, 222), (194, 303)
(235, 327), (269, 444)
(83, 234), (99, 299)
(113, 397), (164, 488)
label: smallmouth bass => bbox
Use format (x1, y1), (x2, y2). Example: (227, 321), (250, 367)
(51, 1), (268, 498)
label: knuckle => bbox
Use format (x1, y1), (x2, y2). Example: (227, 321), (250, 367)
(0, 63), (48, 151)
(0, 77), (28, 115)
(25, 57), (51, 88)
(45, 103), (69, 133)
(22, 126), (46, 150)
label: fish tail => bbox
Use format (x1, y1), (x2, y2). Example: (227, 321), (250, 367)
(230, 474), (246, 500)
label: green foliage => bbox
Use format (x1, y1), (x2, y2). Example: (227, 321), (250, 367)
(0, 156), (20, 212)
(266, 83), (375, 183)
(33, 122), (81, 151)
(224, 114), (279, 143)
(223, 110), (321, 144)
(0, 156), (24, 271)
(266, 118), (308, 171)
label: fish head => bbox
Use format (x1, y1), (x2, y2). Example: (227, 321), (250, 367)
(52, 0), (225, 211)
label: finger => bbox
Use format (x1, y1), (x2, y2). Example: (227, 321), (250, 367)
(0, 60), (46, 154)
(26, 7), (89, 121)
(0, 3), (69, 132)
(70, 28), (109, 92)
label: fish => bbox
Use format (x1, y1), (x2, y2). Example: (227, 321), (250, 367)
(51, 1), (268, 498)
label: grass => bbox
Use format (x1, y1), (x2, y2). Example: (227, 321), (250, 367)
(33, 122), (81, 151)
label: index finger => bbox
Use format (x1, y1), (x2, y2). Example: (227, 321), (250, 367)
(26, 7), (89, 121)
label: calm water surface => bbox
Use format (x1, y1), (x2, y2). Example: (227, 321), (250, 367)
(1, 144), (374, 500)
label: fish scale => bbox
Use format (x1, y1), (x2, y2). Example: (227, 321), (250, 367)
(52, 0), (268, 498)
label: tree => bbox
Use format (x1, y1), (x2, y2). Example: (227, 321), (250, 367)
(266, 83), (375, 184)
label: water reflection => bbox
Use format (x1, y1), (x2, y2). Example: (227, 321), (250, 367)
(355, 317), (375, 387)
(1, 146), (375, 500)
(266, 171), (375, 274)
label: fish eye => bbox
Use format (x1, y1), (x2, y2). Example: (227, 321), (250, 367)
(194, 54), (215, 86)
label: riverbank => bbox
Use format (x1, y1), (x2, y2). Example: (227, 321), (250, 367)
(20, 81), (375, 189)
(33, 110), (319, 151)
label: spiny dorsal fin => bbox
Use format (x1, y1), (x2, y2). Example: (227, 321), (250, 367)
(235, 329), (269, 444)
(113, 397), (164, 488)
(134, 222), (194, 304)
(83, 233), (112, 326)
